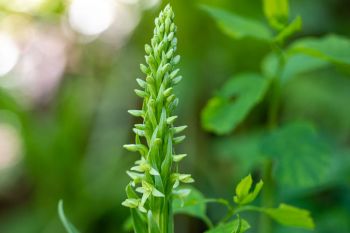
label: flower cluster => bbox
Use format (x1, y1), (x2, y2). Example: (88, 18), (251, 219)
(122, 4), (193, 230)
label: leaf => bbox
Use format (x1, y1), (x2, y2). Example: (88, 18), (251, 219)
(205, 218), (250, 233)
(131, 209), (147, 233)
(234, 174), (263, 205)
(262, 204), (315, 229)
(288, 34), (350, 66)
(262, 52), (329, 82)
(282, 54), (329, 82)
(147, 211), (161, 233)
(263, 0), (289, 30)
(202, 73), (269, 134)
(58, 200), (80, 233)
(173, 186), (207, 221)
(200, 5), (272, 41)
(235, 174), (253, 200)
(261, 122), (332, 188)
(213, 132), (265, 177)
(275, 16), (302, 43)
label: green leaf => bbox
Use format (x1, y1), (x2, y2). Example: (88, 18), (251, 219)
(261, 122), (331, 188)
(288, 34), (350, 66)
(262, 52), (329, 82)
(275, 16), (302, 43)
(235, 174), (253, 200)
(147, 211), (161, 233)
(131, 209), (147, 233)
(205, 218), (250, 233)
(173, 186), (207, 221)
(262, 204), (315, 229)
(263, 0), (289, 30)
(202, 73), (269, 134)
(234, 174), (263, 205)
(200, 5), (272, 41)
(213, 132), (265, 177)
(58, 200), (80, 233)
(282, 54), (329, 81)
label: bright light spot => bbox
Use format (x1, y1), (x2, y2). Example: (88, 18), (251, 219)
(101, 2), (140, 48)
(0, 27), (67, 105)
(0, 122), (21, 171)
(118, 0), (139, 5)
(143, 0), (161, 9)
(69, 0), (116, 36)
(0, 33), (20, 76)
(6, 0), (45, 13)
(117, 0), (160, 9)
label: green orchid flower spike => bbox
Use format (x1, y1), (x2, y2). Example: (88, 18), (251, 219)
(122, 4), (193, 233)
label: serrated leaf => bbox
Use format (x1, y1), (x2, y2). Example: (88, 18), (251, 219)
(261, 122), (331, 188)
(200, 5), (272, 41)
(202, 73), (269, 134)
(173, 186), (207, 221)
(205, 218), (250, 233)
(58, 200), (80, 233)
(288, 34), (350, 66)
(263, 0), (289, 30)
(262, 204), (315, 229)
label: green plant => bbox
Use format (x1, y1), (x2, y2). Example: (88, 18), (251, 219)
(199, 0), (350, 232)
(121, 4), (193, 233)
(58, 3), (318, 233)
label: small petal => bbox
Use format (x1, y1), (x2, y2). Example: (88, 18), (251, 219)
(122, 198), (140, 208)
(152, 188), (165, 197)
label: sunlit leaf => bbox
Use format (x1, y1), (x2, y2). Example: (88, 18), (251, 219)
(234, 174), (263, 205)
(262, 204), (315, 229)
(261, 122), (331, 188)
(200, 5), (272, 41)
(202, 73), (269, 134)
(58, 200), (80, 233)
(205, 218), (250, 233)
(263, 0), (289, 29)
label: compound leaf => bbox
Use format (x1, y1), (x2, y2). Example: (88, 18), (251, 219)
(234, 174), (263, 205)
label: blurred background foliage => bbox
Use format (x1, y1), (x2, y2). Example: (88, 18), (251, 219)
(0, 0), (349, 233)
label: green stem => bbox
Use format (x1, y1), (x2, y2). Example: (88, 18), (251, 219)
(260, 44), (285, 233)
(259, 160), (274, 233)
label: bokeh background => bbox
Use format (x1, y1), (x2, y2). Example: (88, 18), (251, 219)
(0, 0), (349, 232)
